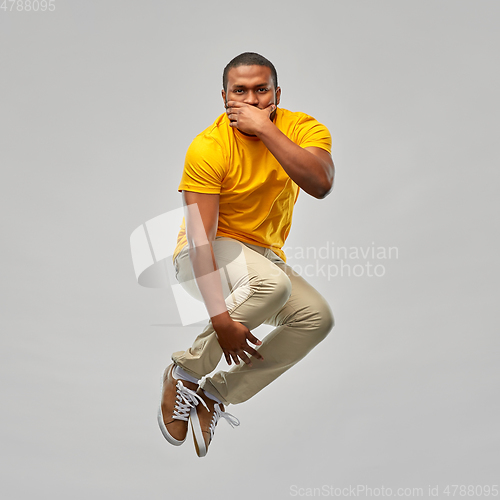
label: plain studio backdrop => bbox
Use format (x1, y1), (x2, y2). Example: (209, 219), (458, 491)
(1, 1), (498, 499)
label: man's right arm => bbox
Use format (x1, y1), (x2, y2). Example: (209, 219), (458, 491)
(182, 191), (263, 366)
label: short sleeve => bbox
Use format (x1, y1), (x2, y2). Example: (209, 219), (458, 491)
(294, 114), (332, 154)
(178, 135), (226, 194)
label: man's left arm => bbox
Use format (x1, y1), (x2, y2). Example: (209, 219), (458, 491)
(226, 101), (335, 199)
(258, 130), (334, 199)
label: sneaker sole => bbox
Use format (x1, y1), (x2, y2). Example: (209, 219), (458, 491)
(157, 371), (186, 446)
(189, 406), (207, 457)
(157, 406), (186, 446)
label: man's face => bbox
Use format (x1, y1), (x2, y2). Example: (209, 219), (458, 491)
(222, 65), (281, 118)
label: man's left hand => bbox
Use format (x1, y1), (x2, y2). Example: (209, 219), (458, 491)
(225, 101), (275, 136)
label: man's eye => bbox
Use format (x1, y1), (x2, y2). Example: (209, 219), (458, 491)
(233, 89), (244, 94)
(257, 88), (269, 93)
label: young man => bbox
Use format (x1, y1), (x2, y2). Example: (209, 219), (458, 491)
(159, 52), (335, 457)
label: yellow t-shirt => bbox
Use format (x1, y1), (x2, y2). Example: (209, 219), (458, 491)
(173, 107), (331, 262)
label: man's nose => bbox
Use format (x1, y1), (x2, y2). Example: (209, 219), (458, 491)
(244, 91), (259, 105)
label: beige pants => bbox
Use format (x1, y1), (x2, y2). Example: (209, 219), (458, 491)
(172, 237), (334, 405)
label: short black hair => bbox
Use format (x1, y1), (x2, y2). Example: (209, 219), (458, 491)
(223, 52), (278, 92)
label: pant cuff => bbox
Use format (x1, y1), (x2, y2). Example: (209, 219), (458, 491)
(170, 353), (204, 381)
(199, 378), (229, 406)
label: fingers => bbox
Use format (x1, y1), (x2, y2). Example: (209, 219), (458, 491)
(244, 345), (264, 361)
(225, 101), (276, 114)
(226, 105), (238, 126)
(225, 100), (247, 109)
(238, 351), (252, 367)
(246, 331), (262, 346)
(236, 348), (261, 366)
(220, 323), (264, 366)
(239, 345), (264, 364)
(226, 349), (251, 366)
(224, 346), (263, 367)
(245, 331), (264, 361)
(265, 103), (276, 113)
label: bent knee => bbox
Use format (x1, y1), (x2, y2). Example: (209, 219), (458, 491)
(272, 271), (293, 305)
(246, 267), (292, 311)
(261, 270), (292, 312)
(313, 300), (335, 341)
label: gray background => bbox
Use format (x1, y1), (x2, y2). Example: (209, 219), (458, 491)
(1, 1), (498, 499)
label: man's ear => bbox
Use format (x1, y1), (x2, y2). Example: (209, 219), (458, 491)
(275, 87), (281, 106)
(221, 89), (227, 107)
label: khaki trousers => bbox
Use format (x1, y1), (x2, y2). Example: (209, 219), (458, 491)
(171, 237), (334, 405)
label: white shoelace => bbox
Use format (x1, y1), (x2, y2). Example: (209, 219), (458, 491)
(208, 403), (240, 440)
(172, 381), (208, 422)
